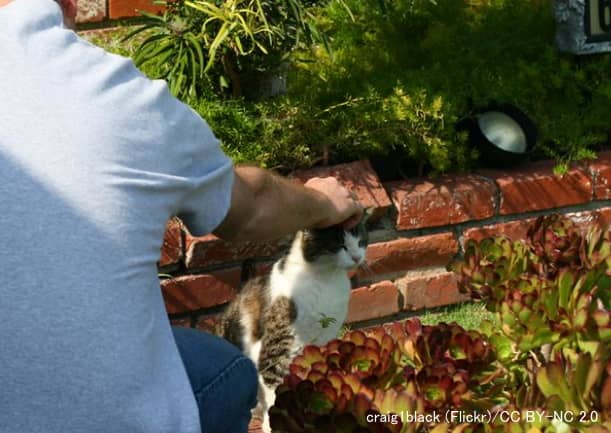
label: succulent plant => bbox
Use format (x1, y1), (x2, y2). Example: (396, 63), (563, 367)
(452, 236), (530, 307)
(450, 214), (610, 432)
(535, 348), (610, 416)
(580, 226), (611, 270)
(527, 214), (582, 274)
(270, 320), (503, 433)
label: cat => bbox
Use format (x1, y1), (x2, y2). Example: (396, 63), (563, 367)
(219, 216), (369, 432)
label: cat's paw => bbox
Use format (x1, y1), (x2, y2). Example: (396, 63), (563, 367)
(261, 412), (272, 433)
(251, 403), (265, 420)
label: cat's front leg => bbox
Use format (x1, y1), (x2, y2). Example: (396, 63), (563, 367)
(259, 382), (276, 433)
(257, 296), (297, 432)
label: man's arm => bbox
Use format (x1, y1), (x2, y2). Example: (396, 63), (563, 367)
(212, 166), (363, 242)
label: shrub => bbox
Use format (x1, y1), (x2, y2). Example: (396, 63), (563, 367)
(290, 0), (611, 171)
(270, 215), (610, 432)
(190, 88), (472, 175)
(189, 98), (315, 171)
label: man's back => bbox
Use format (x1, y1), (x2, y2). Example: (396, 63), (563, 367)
(0, 1), (234, 431)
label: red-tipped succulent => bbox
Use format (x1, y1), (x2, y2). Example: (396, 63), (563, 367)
(527, 214), (582, 275)
(270, 320), (499, 433)
(451, 214), (610, 431)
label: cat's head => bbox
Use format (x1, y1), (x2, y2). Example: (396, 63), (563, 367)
(300, 209), (370, 270)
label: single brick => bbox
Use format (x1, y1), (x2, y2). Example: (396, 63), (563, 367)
(291, 160), (392, 222)
(463, 208), (611, 248)
(462, 219), (535, 247)
(158, 217), (184, 271)
(385, 175), (497, 230)
(397, 269), (468, 311)
(566, 207), (611, 231)
(76, 0), (105, 23)
(251, 261), (275, 278)
(185, 233), (291, 269)
(590, 151), (611, 200)
(109, 0), (165, 19)
(599, 207), (611, 227)
(358, 232), (458, 278)
(161, 268), (241, 314)
(346, 281), (400, 324)
(482, 160), (592, 215)
(169, 317), (192, 328)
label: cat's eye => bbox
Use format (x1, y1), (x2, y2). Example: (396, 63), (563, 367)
(342, 245), (348, 251)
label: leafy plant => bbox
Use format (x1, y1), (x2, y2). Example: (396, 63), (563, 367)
(123, 1), (213, 98)
(125, 0), (346, 98)
(189, 97), (314, 170)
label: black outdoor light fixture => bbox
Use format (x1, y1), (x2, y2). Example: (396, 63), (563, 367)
(458, 103), (538, 168)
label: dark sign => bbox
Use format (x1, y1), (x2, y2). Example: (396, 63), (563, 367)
(555, 0), (611, 54)
(585, 0), (611, 42)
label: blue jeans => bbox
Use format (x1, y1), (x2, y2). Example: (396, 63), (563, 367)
(172, 327), (258, 433)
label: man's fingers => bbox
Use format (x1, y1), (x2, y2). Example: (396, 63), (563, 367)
(341, 213), (361, 229)
(304, 176), (364, 228)
(341, 199), (364, 229)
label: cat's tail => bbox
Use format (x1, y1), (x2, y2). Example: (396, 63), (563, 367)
(217, 301), (242, 346)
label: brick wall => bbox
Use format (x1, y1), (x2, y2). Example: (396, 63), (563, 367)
(159, 153), (611, 332)
(76, 0), (163, 25)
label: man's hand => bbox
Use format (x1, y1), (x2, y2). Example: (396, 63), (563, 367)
(304, 177), (363, 229)
(212, 167), (364, 242)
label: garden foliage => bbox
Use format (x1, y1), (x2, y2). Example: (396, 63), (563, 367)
(93, 0), (610, 173)
(269, 215), (610, 432)
(124, 0), (340, 98)
(288, 0), (611, 173)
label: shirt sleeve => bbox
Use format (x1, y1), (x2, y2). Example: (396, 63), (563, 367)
(148, 96), (234, 237)
(126, 87), (235, 236)
(70, 36), (236, 236)
(175, 115), (235, 236)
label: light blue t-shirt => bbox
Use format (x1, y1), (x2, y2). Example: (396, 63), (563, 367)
(0, 1), (234, 432)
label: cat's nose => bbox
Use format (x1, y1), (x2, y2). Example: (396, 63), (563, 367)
(351, 254), (363, 264)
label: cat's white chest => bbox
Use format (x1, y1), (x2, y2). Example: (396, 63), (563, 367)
(270, 266), (350, 348)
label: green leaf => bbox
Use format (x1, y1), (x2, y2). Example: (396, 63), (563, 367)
(584, 356), (603, 399)
(185, 33), (205, 76)
(219, 75), (229, 88)
(557, 270), (574, 310)
(536, 362), (573, 405)
(309, 391), (334, 414)
(122, 24), (156, 42)
(577, 340), (599, 356)
(138, 10), (166, 21)
(573, 308), (588, 329)
(573, 353), (589, 393)
(424, 385), (443, 402)
(490, 333), (514, 361)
